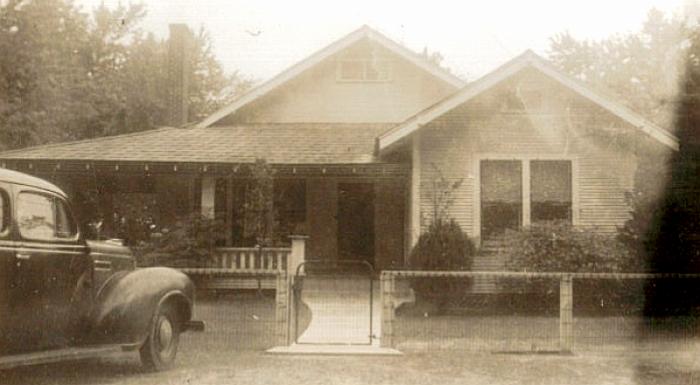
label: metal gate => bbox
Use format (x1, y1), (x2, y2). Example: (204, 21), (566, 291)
(293, 260), (375, 345)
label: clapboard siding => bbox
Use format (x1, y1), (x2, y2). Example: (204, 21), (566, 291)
(577, 155), (635, 233)
(234, 39), (455, 124)
(414, 70), (648, 239)
(418, 128), (475, 235)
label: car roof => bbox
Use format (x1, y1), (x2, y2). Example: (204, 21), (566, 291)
(0, 168), (67, 197)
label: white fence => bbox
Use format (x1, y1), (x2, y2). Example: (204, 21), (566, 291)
(209, 247), (290, 272)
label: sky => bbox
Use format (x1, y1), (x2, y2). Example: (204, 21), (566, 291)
(74, 0), (693, 82)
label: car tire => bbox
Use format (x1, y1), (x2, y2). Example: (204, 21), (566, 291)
(139, 303), (180, 371)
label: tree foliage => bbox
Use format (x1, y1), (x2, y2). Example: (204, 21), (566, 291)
(244, 158), (280, 247)
(0, 0), (251, 149)
(548, 8), (692, 129)
(137, 213), (226, 267)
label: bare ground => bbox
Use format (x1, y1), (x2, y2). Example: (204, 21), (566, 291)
(2, 338), (700, 385)
(2, 293), (700, 384)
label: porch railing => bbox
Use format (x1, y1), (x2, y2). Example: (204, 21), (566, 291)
(209, 247), (290, 272)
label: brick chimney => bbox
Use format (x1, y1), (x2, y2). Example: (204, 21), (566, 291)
(167, 24), (192, 127)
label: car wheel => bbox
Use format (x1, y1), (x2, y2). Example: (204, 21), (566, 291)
(139, 303), (180, 371)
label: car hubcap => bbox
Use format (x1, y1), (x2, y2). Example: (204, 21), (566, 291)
(157, 317), (174, 354)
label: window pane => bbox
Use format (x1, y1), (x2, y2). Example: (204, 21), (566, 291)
(55, 199), (77, 238)
(17, 193), (55, 240)
(531, 160), (572, 223)
(481, 160), (522, 237)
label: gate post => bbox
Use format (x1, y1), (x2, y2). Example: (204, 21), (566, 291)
(288, 235), (308, 274)
(275, 272), (289, 346)
(286, 235), (306, 345)
(559, 274), (573, 353)
(380, 272), (396, 348)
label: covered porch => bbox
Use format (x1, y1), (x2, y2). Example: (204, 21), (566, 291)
(1, 159), (410, 275)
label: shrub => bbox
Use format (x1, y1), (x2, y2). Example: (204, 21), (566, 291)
(409, 218), (476, 311)
(136, 213), (226, 267)
(410, 218), (475, 270)
(502, 221), (635, 273)
(501, 221), (641, 313)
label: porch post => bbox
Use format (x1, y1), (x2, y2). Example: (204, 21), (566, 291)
(522, 160), (531, 227)
(288, 235), (308, 275)
(409, 134), (421, 252)
(201, 176), (216, 219)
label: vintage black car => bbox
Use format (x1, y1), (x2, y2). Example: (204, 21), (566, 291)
(0, 169), (202, 370)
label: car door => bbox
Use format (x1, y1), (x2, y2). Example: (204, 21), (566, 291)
(0, 183), (17, 354)
(13, 187), (91, 352)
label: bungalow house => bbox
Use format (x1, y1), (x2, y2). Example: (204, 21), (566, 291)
(0, 25), (678, 276)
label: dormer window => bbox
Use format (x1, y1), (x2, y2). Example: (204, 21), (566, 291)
(337, 58), (392, 82)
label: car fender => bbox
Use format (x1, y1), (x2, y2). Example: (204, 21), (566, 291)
(90, 267), (195, 346)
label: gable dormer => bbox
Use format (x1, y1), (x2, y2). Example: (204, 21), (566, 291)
(201, 26), (463, 126)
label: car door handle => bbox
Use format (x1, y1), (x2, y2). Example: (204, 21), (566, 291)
(16, 253), (31, 260)
(94, 260), (112, 270)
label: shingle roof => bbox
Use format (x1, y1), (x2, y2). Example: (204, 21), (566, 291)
(0, 124), (394, 164)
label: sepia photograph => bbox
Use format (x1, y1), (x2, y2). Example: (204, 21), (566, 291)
(0, 0), (699, 383)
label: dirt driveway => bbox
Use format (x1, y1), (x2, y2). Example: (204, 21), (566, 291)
(2, 339), (700, 385)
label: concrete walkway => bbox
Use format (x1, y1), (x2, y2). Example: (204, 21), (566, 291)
(295, 276), (381, 346)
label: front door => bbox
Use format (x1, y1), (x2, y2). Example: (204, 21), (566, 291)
(337, 183), (375, 267)
(480, 160), (522, 238)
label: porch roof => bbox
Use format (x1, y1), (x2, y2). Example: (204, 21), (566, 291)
(0, 123), (394, 165)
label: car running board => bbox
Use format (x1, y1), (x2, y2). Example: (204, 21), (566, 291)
(0, 345), (124, 370)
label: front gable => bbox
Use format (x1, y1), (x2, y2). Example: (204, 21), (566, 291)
(379, 51), (679, 152)
(200, 26), (463, 127)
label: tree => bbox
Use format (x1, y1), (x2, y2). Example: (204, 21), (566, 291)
(0, 0), (251, 149)
(548, 8), (692, 129)
(0, 0), (91, 148)
(548, 9), (696, 270)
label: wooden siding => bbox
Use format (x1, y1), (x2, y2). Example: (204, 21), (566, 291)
(231, 39), (455, 124)
(415, 70), (657, 239)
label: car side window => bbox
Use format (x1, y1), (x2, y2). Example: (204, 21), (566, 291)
(54, 198), (77, 239)
(17, 192), (77, 241)
(0, 189), (9, 235)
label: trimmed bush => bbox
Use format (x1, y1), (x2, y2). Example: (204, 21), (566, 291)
(501, 221), (642, 314)
(410, 218), (475, 270)
(502, 221), (635, 273)
(409, 219), (476, 311)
